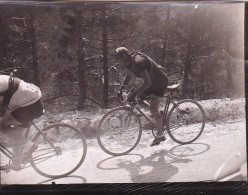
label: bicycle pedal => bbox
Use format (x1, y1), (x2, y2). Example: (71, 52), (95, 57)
(10, 165), (22, 171)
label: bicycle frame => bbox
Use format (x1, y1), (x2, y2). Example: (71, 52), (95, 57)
(0, 121), (57, 165)
(129, 92), (180, 128)
(26, 122), (58, 153)
(0, 143), (13, 160)
(0, 124), (37, 163)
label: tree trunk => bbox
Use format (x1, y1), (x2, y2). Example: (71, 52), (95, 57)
(29, 13), (40, 86)
(75, 9), (87, 110)
(161, 5), (171, 69)
(161, 40), (167, 69)
(102, 6), (109, 108)
(182, 42), (192, 98)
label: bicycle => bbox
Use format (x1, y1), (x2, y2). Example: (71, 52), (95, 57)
(96, 82), (206, 156)
(0, 121), (87, 178)
(0, 68), (87, 178)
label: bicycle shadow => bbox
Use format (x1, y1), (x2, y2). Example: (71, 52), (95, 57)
(168, 142), (211, 158)
(97, 154), (145, 170)
(97, 143), (210, 182)
(37, 175), (87, 184)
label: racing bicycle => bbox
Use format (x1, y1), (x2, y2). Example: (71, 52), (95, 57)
(0, 121), (87, 178)
(97, 82), (206, 156)
(0, 68), (87, 178)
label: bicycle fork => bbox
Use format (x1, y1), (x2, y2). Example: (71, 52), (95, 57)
(125, 105), (135, 128)
(31, 122), (61, 156)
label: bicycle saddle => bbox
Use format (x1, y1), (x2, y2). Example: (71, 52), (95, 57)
(167, 83), (181, 90)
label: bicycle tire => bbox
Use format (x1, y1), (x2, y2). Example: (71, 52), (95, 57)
(97, 106), (142, 156)
(30, 123), (87, 178)
(166, 99), (205, 144)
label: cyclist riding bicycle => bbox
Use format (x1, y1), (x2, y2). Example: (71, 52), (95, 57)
(114, 47), (168, 146)
(0, 74), (44, 170)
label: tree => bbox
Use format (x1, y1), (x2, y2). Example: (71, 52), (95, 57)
(28, 11), (40, 86)
(75, 8), (87, 110)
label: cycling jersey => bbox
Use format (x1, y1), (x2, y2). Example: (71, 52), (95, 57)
(0, 75), (42, 111)
(127, 52), (168, 97)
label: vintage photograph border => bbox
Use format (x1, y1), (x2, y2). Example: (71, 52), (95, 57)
(0, 0), (247, 194)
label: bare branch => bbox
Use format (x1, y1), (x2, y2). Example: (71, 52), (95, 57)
(86, 44), (102, 51)
(85, 55), (103, 62)
(44, 94), (79, 102)
(8, 35), (24, 41)
(37, 42), (53, 54)
(191, 53), (214, 61)
(11, 17), (30, 20)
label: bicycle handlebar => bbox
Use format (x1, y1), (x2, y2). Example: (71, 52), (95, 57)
(0, 68), (17, 75)
(118, 90), (149, 106)
(0, 67), (33, 75)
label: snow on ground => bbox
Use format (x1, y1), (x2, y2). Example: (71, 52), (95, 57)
(0, 98), (246, 184)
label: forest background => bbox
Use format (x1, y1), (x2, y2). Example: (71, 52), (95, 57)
(0, 1), (244, 113)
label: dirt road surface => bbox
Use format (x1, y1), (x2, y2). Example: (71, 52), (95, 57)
(1, 117), (246, 184)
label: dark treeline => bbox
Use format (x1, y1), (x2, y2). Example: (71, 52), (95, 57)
(0, 2), (244, 113)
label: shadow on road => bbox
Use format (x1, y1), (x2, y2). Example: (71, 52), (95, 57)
(37, 175), (87, 184)
(97, 150), (190, 182)
(97, 154), (145, 170)
(96, 143), (210, 182)
(168, 143), (211, 157)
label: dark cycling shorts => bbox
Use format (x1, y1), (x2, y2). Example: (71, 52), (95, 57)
(144, 77), (168, 98)
(11, 99), (44, 126)
(144, 86), (166, 98)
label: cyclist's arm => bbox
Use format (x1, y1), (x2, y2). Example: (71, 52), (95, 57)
(120, 69), (132, 91)
(134, 69), (151, 98)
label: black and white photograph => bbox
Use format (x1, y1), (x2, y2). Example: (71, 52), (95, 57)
(0, 1), (246, 185)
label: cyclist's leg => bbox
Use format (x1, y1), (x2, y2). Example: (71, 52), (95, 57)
(0, 112), (22, 129)
(1, 99), (43, 157)
(0, 113), (25, 146)
(10, 100), (44, 154)
(0, 113), (25, 169)
(137, 92), (150, 110)
(150, 94), (163, 137)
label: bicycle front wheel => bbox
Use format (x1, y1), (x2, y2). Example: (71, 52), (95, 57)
(97, 106), (142, 156)
(30, 123), (87, 178)
(167, 99), (205, 144)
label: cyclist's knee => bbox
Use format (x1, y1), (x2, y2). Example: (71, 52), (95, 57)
(150, 108), (161, 119)
(0, 114), (19, 130)
(150, 103), (160, 115)
(150, 94), (162, 119)
(0, 116), (7, 129)
(0, 120), (9, 130)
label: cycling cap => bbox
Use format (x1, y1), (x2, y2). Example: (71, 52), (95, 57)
(114, 47), (129, 56)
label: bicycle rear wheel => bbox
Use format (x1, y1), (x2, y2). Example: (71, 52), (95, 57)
(97, 106), (142, 156)
(167, 99), (205, 144)
(30, 123), (87, 178)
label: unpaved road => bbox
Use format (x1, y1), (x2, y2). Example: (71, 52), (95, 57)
(1, 117), (246, 184)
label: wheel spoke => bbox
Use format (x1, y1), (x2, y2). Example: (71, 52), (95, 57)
(33, 154), (56, 164)
(30, 124), (87, 178)
(167, 100), (205, 144)
(97, 107), (142, 156)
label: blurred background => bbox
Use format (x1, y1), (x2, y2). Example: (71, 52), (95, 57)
(0, 1), (244, 113)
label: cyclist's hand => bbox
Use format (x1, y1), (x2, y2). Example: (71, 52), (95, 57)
(117, 90), (123, 101)
(127, 92), (136, 103)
